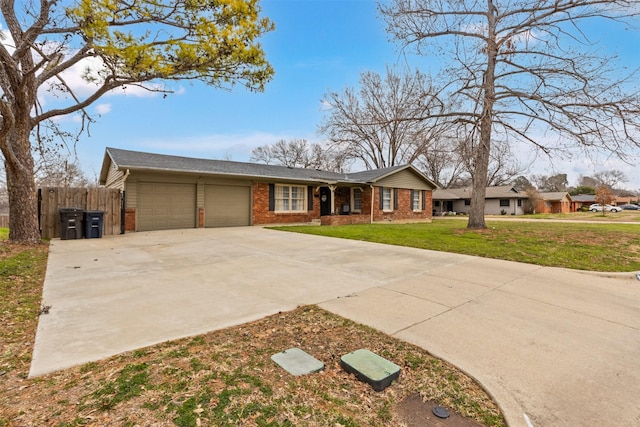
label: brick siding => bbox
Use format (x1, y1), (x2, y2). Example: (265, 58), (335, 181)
(252, 183), (432, 225)
(252, 182), (320, 225)
(124, 208), (136, 232)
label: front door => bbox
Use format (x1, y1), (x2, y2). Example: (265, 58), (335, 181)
(320, 187), (331, 216)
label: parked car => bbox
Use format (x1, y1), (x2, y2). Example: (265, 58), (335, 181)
(619, 204), (639, 210)
(589, 204), (622, 212)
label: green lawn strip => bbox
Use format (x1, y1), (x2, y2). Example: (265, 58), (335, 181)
(271, 220), (640, 272)
(0, 242), (47, 374)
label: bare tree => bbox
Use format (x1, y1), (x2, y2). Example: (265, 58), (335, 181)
(577, 175), (599, 189)
(532, 174), (568, 192)
(1, 1), (274, 243)
(512, 175), (534, 191)
(595, 184), (616, 215)
(381, 0), (640, 229)
(35, 153), (91, 188)
(250, 139), (351, 172)
(319, 65), (447, 170)
(524, 187), (541, 214)
(594, 170), (628, 189)
(414, 134), (467, 188)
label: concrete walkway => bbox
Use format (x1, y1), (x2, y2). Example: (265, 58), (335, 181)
(30, 227), (640, 427)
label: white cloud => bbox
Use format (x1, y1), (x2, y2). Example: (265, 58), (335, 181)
(94, 103), (111, 115)
(135, 131), (320, 162)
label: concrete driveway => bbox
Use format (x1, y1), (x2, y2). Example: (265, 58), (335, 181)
(30, 227), (640, 427)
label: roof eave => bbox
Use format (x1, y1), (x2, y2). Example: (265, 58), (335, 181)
(110, 164), (347, 185)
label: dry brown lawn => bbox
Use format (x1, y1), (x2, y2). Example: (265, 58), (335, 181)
(1, 242), (504, 427)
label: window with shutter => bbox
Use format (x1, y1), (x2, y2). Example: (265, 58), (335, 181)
(382, 188), (393, 211)
(274, 184), (307, 213)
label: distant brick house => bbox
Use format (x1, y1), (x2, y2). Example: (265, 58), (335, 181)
(535, 192), (572, 213)
(570, 194), (596, 211)
(99, 148), (437, 232)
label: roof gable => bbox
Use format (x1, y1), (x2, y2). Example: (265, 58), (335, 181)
(539, 192), (572, 202)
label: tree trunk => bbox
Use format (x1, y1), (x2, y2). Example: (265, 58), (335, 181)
(467, 0), (497, 230)
(5, 131), (41, 244)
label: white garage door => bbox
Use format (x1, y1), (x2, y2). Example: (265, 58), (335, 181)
(205, 185), (251, 227)
(138, 183), (196, 231)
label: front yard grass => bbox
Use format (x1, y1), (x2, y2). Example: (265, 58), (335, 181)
(0, 230), (504, 427)
(273, 219), (640, 272)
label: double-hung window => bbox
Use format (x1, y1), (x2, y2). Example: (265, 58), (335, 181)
(411, 190), (422, 211)
(351, 188), (363, 213)
(499, 199), (510, 207)
(275, 184), (306, 213)
(382, 188), (393, 211)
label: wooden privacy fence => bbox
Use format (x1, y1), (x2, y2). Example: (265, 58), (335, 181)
(39, 187), (122, 239)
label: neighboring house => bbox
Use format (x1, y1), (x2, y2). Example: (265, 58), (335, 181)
(535, 192), (572, 214)
(570, 194), (596, 211)
(98, 147), (437, 232)
(432, 186), (528, 215)
(615, 195), (639, 205)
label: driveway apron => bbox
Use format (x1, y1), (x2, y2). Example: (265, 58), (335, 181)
(30, 227), (640, 427)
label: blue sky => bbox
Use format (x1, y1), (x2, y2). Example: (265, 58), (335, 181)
(45, 1), (640, 190)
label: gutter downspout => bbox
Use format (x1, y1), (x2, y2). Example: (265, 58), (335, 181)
(370, 184), (375, 224)
(121, 169), (130, 234)
(122, 169), (130, 188)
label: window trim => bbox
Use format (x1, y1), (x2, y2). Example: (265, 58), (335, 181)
(351, 187), (363, 213)
(274, 184), (307, 213)
(499, 199), (510, 207)
(382, 187), (393, 212)
(411, 190), (423, 212)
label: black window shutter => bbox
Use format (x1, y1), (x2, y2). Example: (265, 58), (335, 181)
(410, 190), (415, 208)
(379, 187), (384, 210)
(307, 186), (313, 211)
(393, 188), (398, 210)
(422, 190), (427, 211)
(268, 184), (275, 211)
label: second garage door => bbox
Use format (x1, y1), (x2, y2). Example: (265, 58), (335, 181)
(205, 185), (251, 227)
(138, 182), (196, 231)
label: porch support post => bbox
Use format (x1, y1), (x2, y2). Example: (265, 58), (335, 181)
(328, 185), (337, 215)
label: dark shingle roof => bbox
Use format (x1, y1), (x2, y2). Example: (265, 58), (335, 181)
(539, 192), (572, 201)
(433, 186), (527, 200)
(102, 147), (349, 183)
(100, 148), (436, 188)
(570, 194), (596, 202)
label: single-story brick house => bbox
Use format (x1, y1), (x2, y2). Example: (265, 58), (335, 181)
(99, 148), (437, 232)
(432, 186), (528, 215)
(570, 194), (596, 211)
(535, 192), (572, 213)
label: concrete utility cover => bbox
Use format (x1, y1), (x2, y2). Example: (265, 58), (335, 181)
(340, 349), (401, 391)
(271, 347), (324, 376)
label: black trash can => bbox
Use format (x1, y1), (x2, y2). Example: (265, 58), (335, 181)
(59, 208), (84, 240)
(84, 210), (104, 239)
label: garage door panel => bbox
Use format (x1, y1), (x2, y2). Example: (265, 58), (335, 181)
(205, 185), (250, 227)
(138, 183), (196, 231)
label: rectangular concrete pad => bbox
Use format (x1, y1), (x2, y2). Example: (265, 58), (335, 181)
(340, 349), (400, 391)
(271, 347), (324, 376)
